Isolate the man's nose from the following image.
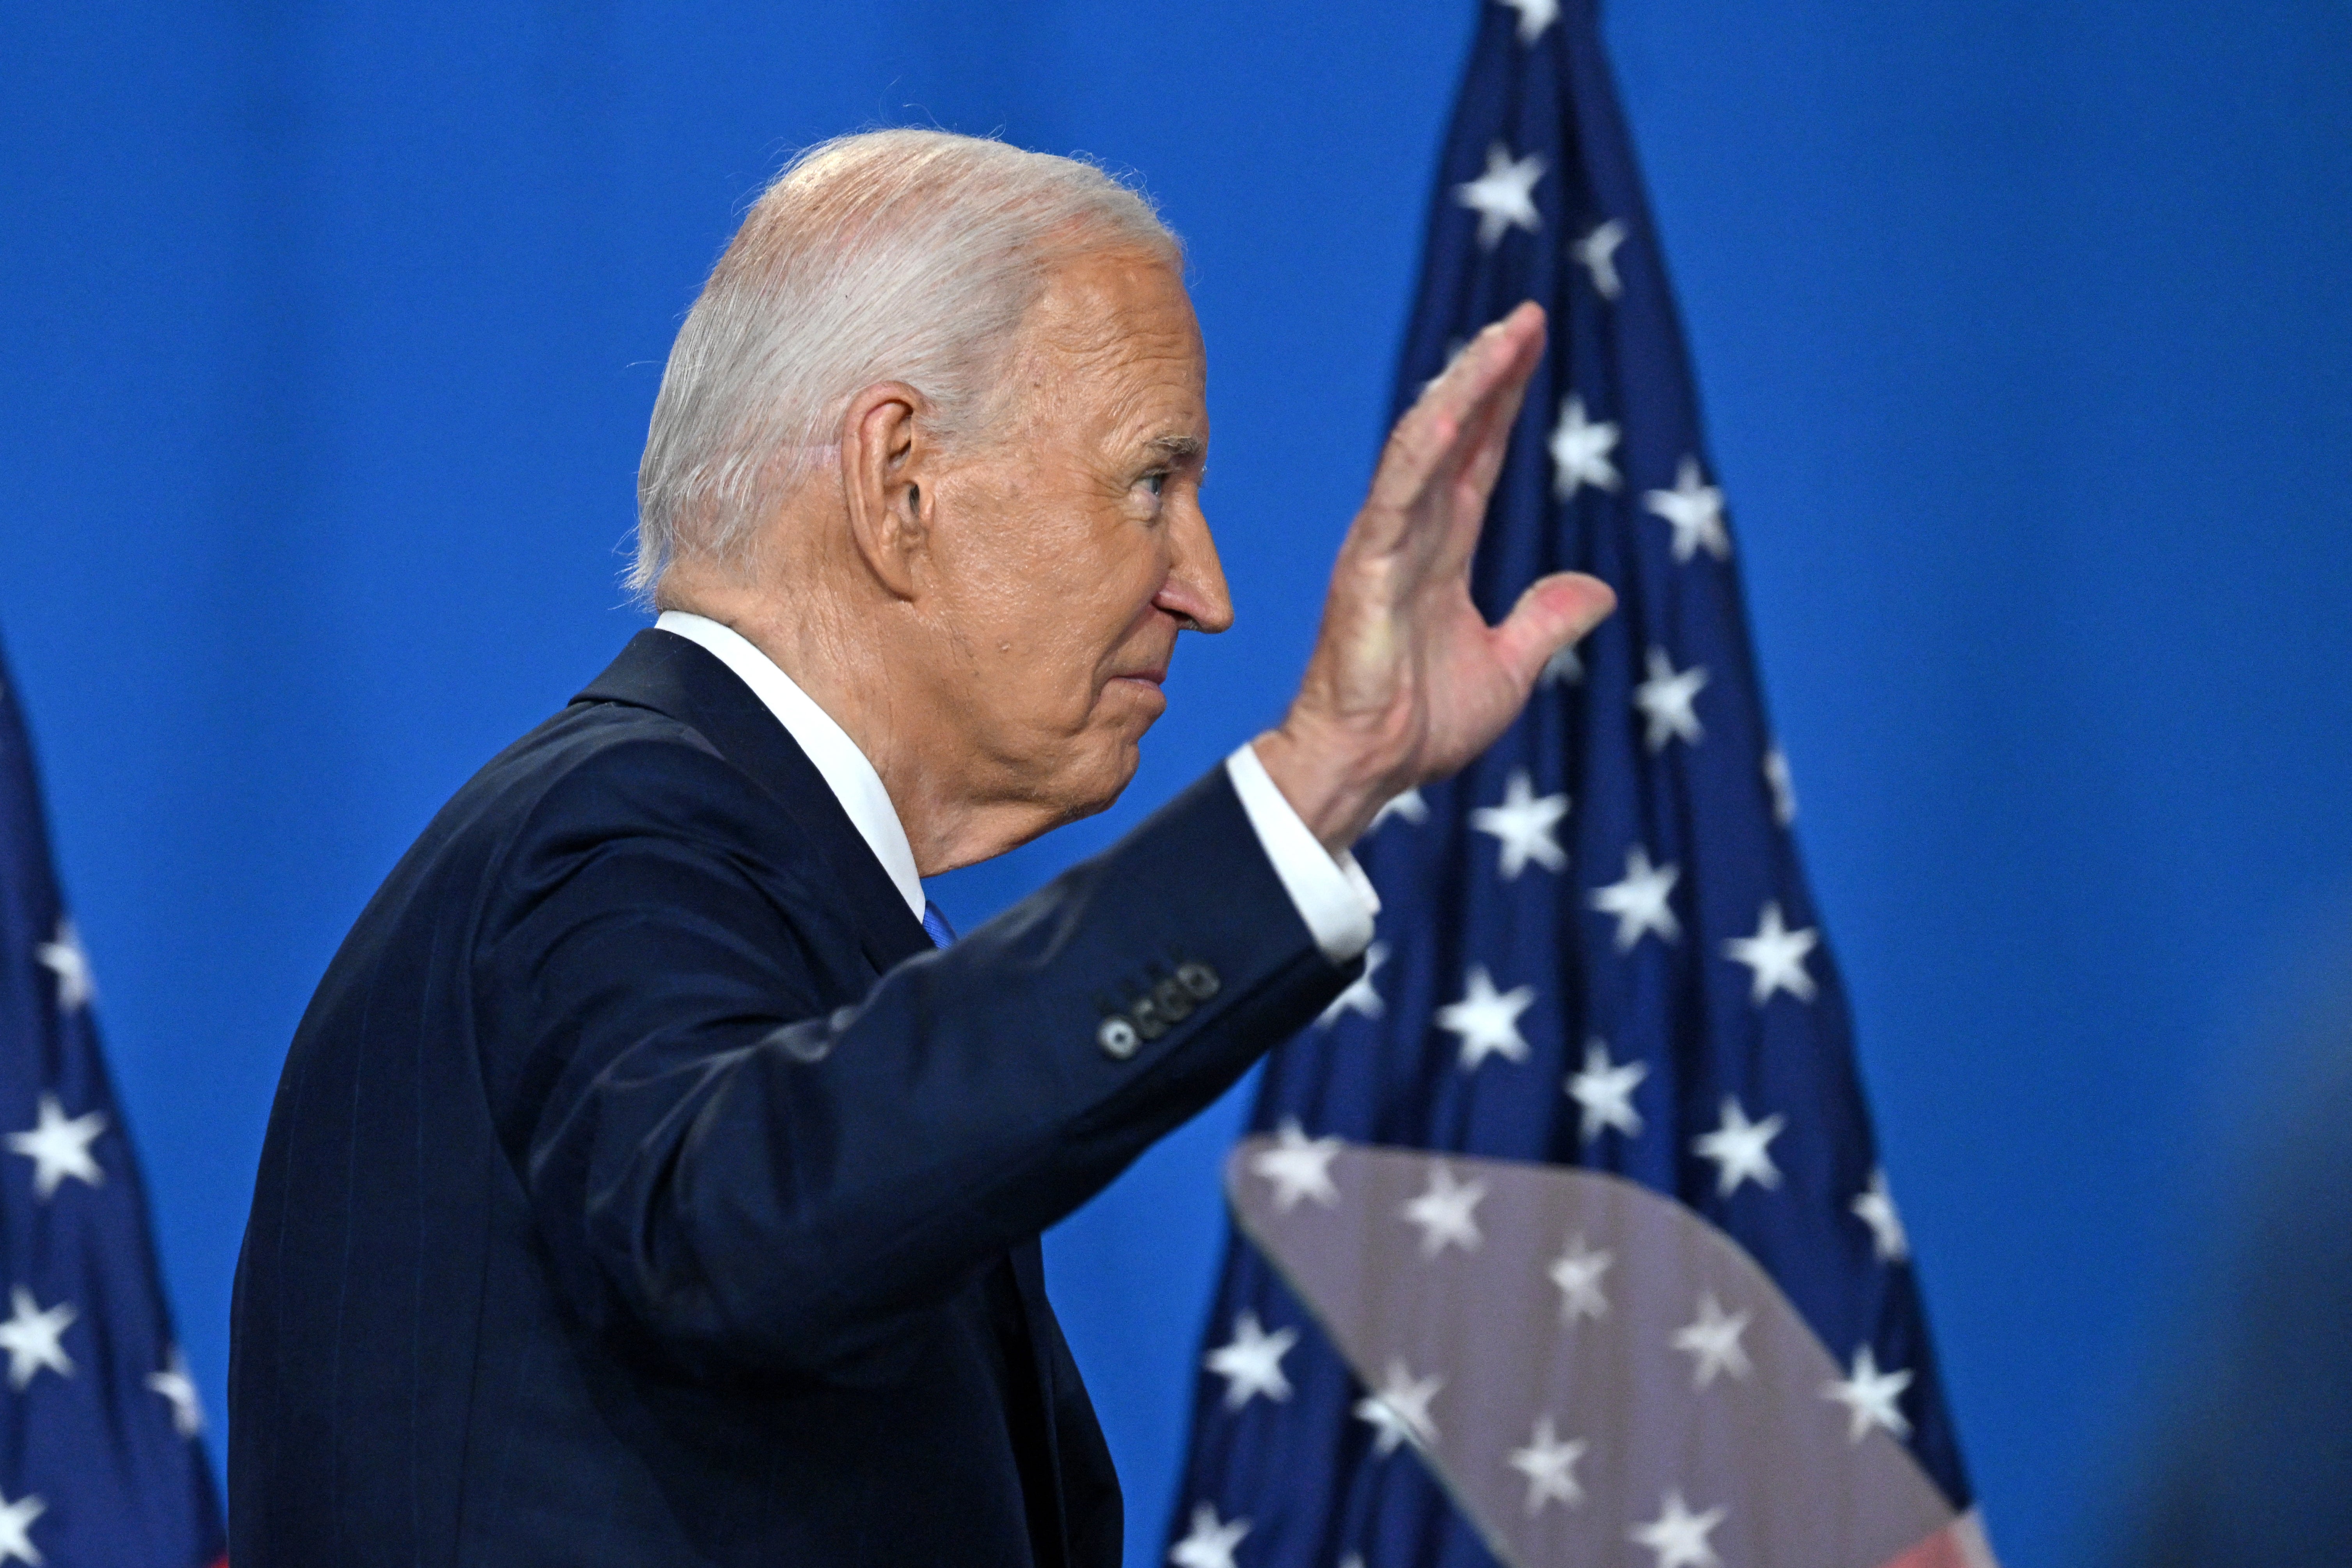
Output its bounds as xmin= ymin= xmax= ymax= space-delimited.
xmin=1157 ymin=505 xmax=1234 ymax=634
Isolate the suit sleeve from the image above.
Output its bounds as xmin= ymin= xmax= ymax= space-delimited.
xmin=480 ymin=736 xmax=1357 ymax=1382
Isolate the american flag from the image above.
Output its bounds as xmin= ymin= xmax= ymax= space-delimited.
xmin=0 ymin=640 xmax=225 ymax=1566
xmin=1166 ymin=2 xmax=1985 ymax=1565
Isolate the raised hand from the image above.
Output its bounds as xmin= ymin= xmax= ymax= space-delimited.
xmin=1254 ymin=302 xmax=1616 ymax=852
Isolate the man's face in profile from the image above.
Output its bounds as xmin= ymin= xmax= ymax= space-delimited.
xmin=919 ymin=249 xmax=1232 ymax=828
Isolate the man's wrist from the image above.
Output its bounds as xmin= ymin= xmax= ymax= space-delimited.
xmin=1223 ymin=745 xmax=1379 ymax=963
xmin=1249 ymin=727 xmax=1390 ymax=855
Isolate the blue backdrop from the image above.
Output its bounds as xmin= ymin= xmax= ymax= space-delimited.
xmin=4 ymin=4 xmax=2348 ymax=1565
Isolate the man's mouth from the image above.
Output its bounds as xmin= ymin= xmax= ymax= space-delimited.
xmin=1109 ymin=652 xmax=1172 ymax=688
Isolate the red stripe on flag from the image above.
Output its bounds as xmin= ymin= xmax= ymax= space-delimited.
xmin=1876 ymin=1510 xmax=1999 ymax=1568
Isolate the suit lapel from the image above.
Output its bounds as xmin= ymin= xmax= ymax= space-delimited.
xmin=575 ymin=630 xmax=933 ymax=973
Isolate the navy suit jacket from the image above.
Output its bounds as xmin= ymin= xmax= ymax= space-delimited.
xmin=229 ymin=629 xmax=1355 ymax=1566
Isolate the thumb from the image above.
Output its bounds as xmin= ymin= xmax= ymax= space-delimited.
xmin=1493 ymin=572 xmax=1617 ymax=689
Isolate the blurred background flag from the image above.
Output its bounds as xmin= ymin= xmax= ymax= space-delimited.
xmin=1167 ymin=2 xmax=1989 ymax=1566
xmin=0 ymin=641 xmax=225 ymax=1567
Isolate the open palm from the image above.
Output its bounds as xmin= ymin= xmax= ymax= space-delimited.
xmin=1257 ymin=303 xmax=1616 ymax=849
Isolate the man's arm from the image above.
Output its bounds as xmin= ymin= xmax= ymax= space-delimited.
xmin=488 ymin=739 xmax=1350 ymax=1383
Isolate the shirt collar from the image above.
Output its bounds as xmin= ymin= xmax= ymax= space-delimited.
xmin=652 ymin=610 xmax=926 ymax=923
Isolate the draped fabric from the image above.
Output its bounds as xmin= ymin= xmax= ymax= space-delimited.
xmin=1166 ymin=4 xmax=1972 ymax=1563
xmin=0 ymin=639 xmax=225 ymax=1566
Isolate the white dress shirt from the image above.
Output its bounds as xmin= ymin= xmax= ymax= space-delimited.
xmin=653 ymin=611 xmax=1377 ymax=962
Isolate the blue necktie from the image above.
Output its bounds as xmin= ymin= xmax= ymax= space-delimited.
xmin=921 ymin=899 xmax=957 ymax=949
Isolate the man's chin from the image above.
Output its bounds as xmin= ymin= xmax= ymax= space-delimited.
xmin=957 ymin=734 xmax=1143 ymax=865
xmin=1043 ymin=734 xmax=1148 ymax=829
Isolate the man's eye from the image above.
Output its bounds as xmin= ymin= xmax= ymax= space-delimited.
xmin=1140 ymin=470 xmax=1168 ymax=499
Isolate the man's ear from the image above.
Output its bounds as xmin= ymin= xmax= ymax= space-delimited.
xmin=840 ymin=382 xmax=931 ymax=601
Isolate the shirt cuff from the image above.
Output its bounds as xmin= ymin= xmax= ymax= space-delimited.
xmin=1223 ymin=742 xmax=1380 ymax=965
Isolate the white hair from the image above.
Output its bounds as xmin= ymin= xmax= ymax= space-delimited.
xmin=632 ymin=128 xmax=1182 ymax=599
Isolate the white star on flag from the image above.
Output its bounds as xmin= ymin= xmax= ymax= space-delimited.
xmin=1204 ymin=1309 xmax=1297 ymax=1410
xmin=1643 ymin=455 xmax=1731 ymax=562
xmin=0 ymin=1287 xmax=76 ymax=1390
xmin=1589 ymin=845 xmax=1681 ymax=950
xmin=0 ymin=1490 xmax=43 ymax=1568
xmin=1508 ymin=1414 xmax=1588 ymax=1513
xmin=1633 ymin=647 xmax=1708 ymax=752
xmin=1317 ymin=940 xmax=1387 ymax=1028
xmin=1548 ymin=393 xmax=1621 ymax=498
xmin=1628 ymin=1490 xmax=1726 ymax=1568
xmin=1249 ymin=1118 xmax=1342 ymax=1212
xmin=1671 ymin=1291 xmax=1753 ymax=1390
xmin=35 ymin=917 xmax=94 ymax=1012
xmin=1723 ymin=900 xmax=1819 ymax=1005
xmin=1823 ymin=1344 xmax=1916 ymax=1442
xmin=1470 ymin=768 xmax=1569 ymax=878
xmin=1693 ymin=1095 xmax=1787 ymax=1196
xmin=1763 ymin=746 xmax=1797 ymax=826
xmin=1369 ymin=787 xmax=1428 ymax=832
xmin=1851 ymin=1167 xmax=1910 ymax=1261
xmin=1573 ymin=217 xmax=1629 ymax=300
xmin=6 ymin=1093 xmax=106 ymax=1201
xmin=1565 ymin=1037 xmax=1647 ymax=1142
xmin=1398 ymin=1163 xmax=1486 ymax=1257
xmin=1169 ymin=1502 xmax=1248 ymax=1568
xmin=1353 ymin=1359 xmax=1441 ymax=1455
xmin=147 ymin=1345 xmax=205 ymax=1437
xmin=1547 ymin=1232 xmax=1613 ymax=1322
xmin=1437 ymin=964 xmax=1537 ymax=1070
xmin=1539 ymin=640 xmax=1583 ymax=687
xmin=1455 ymin=142 xmax=1545 ymax=249
xmin=1499 ymin=0 xmax=1559 ymax=44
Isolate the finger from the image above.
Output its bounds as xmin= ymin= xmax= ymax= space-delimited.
xmin=1441 ymin=324 xmax=1539 ymax=488
xmin=1427 ymin=305 xmax=1544 ymax=503
xmin=1490 ymin=572 xmax=1617 ymax=689
xmin=1419 ymin=303 xmax=1544 ymax=445
xmin=1420 ymin=315 xmax=1544 ymax=578
xmin=1354 ymin=313 xmax=1544 ymax=579
xmin=1362 ymin=304 xmax=1546 ymax=531
xmin=1445 ymin=330 xmax=1541 ymax=531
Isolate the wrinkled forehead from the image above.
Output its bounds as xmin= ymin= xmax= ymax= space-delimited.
xmin=1006 ymin=248 xmax=1207 ymax=450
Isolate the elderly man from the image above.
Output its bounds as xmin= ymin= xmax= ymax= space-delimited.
xmin=229 ymin=129 xmax=1611 ymax=1567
